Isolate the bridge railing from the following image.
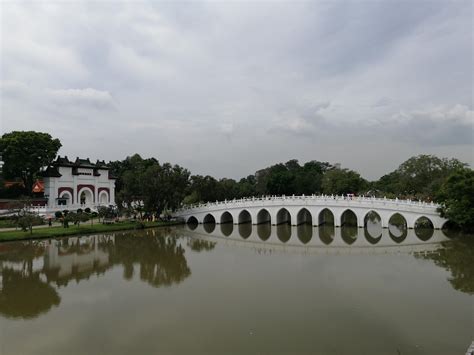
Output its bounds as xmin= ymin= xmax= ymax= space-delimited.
xmin=175 ymin=195 xmax=439 ymax=213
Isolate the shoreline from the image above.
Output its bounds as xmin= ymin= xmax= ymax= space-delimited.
xmin=0 ymin=220 xmax=184 ymax=243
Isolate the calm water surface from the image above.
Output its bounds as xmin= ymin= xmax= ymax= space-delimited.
xmin=0 ymin=222 xmax=472 ymax=355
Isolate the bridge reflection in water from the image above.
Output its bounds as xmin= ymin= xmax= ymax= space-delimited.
xmin=184 ymin=219 xmax=449 ymax=253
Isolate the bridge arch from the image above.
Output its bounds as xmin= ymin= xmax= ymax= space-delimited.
xmin=297 ymin=208 xmax=313 ymax=226
xmin=220 ymin=211 xmax=233 ymax=224
xmin=186 ymin=216 xmax=198 ymax=230
xmin=364 ymin=210 xmax=382 ymax=240
xmin=388 ymin=212 xmax=408 ymax=243
xmin=276 ymin=208 xmax=291 ymax=225
xmin=257 ymin=209 xmax=271 ymax=224
xmin=238 ymin=210 xmax=252 ymax=224
xmin=318 ymin=208 xmax=334 ymax=226
xmin=340 ymin=209 xmax=358 ymax=227
xmin=364 ymin=210 xmax=381 ymax=226
xmin=414 ymin=216 xmax=434 ymax=241
xmin=203 ymin=214 xmax=216 ymax=224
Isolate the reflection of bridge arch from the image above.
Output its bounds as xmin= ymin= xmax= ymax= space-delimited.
xmin=182 ymin=223 xmax=449 ymax=254
xmin=220 ymin=223 xmax=233 ymax=236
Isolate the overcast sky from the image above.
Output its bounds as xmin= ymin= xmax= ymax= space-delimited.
xmin=1 ymin=1 xmax=473 ymax=180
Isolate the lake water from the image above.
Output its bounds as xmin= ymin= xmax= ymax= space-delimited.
xmin=0 ymin=223 xmax=472 ymax=355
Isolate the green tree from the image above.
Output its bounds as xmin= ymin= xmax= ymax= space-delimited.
xmin=322 ymin=168 xmax=367 ymax=195
xmin=97 ymin=206 xmax=108 ymax=223
xmin=0 ymin=131 xmax=61 ymax=195
xmin=141 ymin=163 xmax=190 ymax=215
xmin=17 ymin=213 xmax=43 ymax=234
xmin=436 ymin=168 xmax=474 ymax=231
xmin=375 ymin=155 xmax=467 ymax=199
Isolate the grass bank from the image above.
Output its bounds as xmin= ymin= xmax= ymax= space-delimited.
xmin=0 ymin=220 xmax=183 ymax=242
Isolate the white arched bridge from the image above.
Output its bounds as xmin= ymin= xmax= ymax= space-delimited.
xmin=173 ymin=195 xmax=447 ymax=230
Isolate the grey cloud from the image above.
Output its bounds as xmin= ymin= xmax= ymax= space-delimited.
xmin=271 ymin=104 xmax=473 ymax=147
xmin=48 ymin=88 xmax=115 ymax=110
xmin=1 ymin=1 xmax=472 ymax=180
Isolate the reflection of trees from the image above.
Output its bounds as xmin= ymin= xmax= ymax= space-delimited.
xmin=187 ymin=238 xmax=216 ymax=252
xmin=0 ymin=241 xmax=46 ymax=264
xmin=341 ymin=226 xmax=357 ymax=245
xmin=415 ymin=237 xmax=474 ymax=294
xmin=0 ymin=229 xmax=197 ymax=319
xmin=0 ymin=268 xmax=60 ymax=319
xmin=109 ymin=233 xmax=191 ymax=287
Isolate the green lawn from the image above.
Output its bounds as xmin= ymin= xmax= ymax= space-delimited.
xmin=0 ymin=219 xmax=22 ymax=228
xmin=0 ymin=221 xmax=182 ymax=242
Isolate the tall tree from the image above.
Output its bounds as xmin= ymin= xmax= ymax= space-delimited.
xmin=436 ymin=168 xmax=474 ymax=231
xmin=376 ymin=155 xmax=467 ymax=199
xmin=0 ymin=131 xmax=61 ymax=195
xmin=322 ymin=168 xmax=367 ymax=195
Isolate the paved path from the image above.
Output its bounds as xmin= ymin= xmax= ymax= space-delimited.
xmin=0 ymin=222 xmax=62 ymax=232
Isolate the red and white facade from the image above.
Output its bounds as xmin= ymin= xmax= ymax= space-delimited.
xmin=41 ymin=156 xmax=116 ymax=212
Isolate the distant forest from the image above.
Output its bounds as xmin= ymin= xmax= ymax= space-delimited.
xmin=1 ymin=131 xmax=472 ymax=231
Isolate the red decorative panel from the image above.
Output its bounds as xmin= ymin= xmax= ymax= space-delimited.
xmin=58 ymin=187 xmax=74 ymax=203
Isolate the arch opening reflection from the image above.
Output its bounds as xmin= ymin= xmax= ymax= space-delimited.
xmin=414 ymin=216 xmax=434 ymax=241
xmin=389 ymin=213 xmax=408 ymax=243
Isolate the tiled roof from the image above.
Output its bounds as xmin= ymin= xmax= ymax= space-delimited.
xmin=52 ymin=156 xmax=110 ymax=170
xmin=39 ymin=166 xmax=62 ymax=178
xmin=32 ymin=180 xmax=44 ymax=193
xmin=74 ymin=157 xmax=96 ymax=168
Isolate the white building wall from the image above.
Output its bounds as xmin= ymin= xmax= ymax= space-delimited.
xmin=43 ymin=165 xmax=116 ymax=213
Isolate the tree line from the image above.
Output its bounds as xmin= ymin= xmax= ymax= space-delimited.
xmin=0 ymin=131 xmax=473 ymax=231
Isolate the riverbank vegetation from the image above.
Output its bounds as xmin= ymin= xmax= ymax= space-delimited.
xmin=0 ymin=221 xmax=180 ymax=242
